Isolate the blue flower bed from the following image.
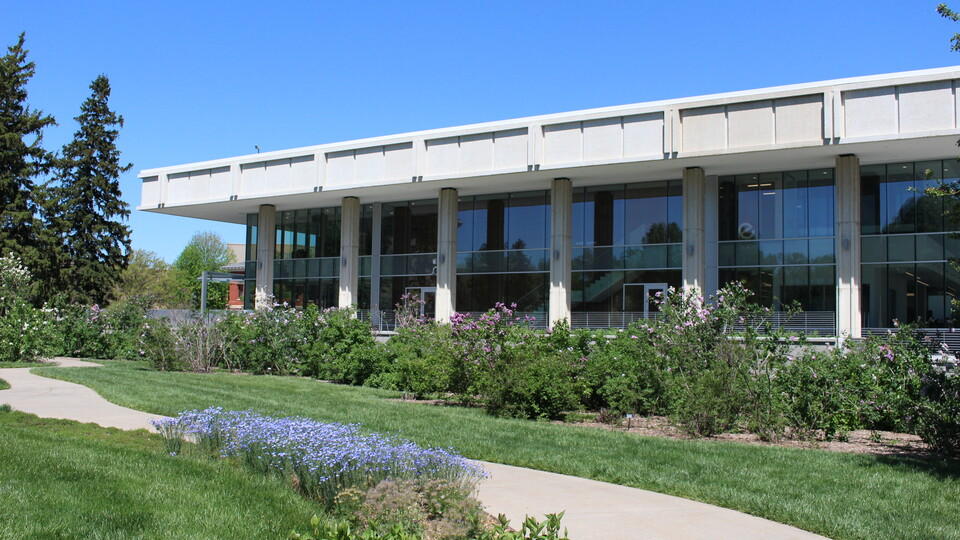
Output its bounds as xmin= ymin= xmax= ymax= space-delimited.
xmin=152 ymin=407 xmax=486 ymax=503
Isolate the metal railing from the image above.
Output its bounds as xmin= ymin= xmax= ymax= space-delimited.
xmin=863 ymin=327 xmax=960 ymax=359
xmin=570 ymin=312 xmax=656 ymax=329
xmin=569 ymin=310 xmax=836 ymax=333
xmin=731 ymin=311 xmax=836 ymax=335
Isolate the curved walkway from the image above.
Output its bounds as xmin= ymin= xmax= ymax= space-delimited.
xmin=0 ymin=359 xmax=827 ymax=540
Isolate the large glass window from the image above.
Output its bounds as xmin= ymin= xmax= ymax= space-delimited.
xmin=572 ymin=181 xmax=683 ymax=313
xmin=380 ymin=200 xmax=438 ymax=310
xmin=861 ymin=159 xmax=960 ymax=327
xmin=243 ymin=207 xmax=341 ymax=309
xmin=718 ymin=168 xmax=835 ymax=311
xmin=457 ymin=191 xmax=549 ymax=313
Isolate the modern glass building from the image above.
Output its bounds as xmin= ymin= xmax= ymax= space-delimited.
xmin=140 ymin=67 xmax=960 ymax=337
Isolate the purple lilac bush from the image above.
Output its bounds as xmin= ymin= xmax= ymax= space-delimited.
xmin=151 ymin=408 xmax=486 ymax=504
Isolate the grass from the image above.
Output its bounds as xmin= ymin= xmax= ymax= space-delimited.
xmin=0 ymin=408 xmax=327 ymax=539
xmin=0 ymin=378 xmax=8 ymax=390
xmin=0 ymin=360 xmax=48 ymax=368
xmin=36 ymin=360 xmax=960 ymax=540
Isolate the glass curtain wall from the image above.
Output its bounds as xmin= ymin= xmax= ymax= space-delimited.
xmin=243 ymin=208 xmax=341 ymax=309
xmin=717 ymin=169 xmax=835 ymax=311
xmin=861 ymin=160 xmax=960 ymax=328
xmin=572 ymin=181 xmax=683 ymax=314
xmin=380 ymin=200 xmax=438 ymax=313
xmin=243 ymin=213 xmax=258 ymax=308
xmin=357 ymin=203 xmax=373 ymax=311
xmin=456 ymin=191 xmax=550 ymax=314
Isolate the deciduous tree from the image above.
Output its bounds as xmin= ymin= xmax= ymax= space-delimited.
xmin=173 ymin=232 xmax=235 ymax=309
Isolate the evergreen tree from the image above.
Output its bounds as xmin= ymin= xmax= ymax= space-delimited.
xmin=0 ymin=33 xmax=56 ymax=301
xmin=54 ymin=74 xmax=132 ymax=305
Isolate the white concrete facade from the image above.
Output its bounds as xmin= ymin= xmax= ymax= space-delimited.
xmin=140 ymin=67 xmax=960 ymax=332
xmin=338 ymin=197 xmax=360 ymax=310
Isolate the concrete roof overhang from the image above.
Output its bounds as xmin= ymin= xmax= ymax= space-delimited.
xmin=143 ymin=133 xmax=960 ymax=226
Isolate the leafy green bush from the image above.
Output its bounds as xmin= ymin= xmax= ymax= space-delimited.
xmin=219 ymin=306 xmax=306 ymax=373
xmin=300 ymin=306 xmax=385 ymax=384
xmin=449 ymin=304 xmax=580 ymax=420
xmin=0 ymin=255 xmax=56 ymax=363
xmin=580 ymin=329 xmax=668 ymax=415
xmin=46 ymin=300 xmax=149 ymax=360
xmin=915 ymin=369 xmax=960 ymax=457
xmin=377 ymin=321 xmax=460 ymax=398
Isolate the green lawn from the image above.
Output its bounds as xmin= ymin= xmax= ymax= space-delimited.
xmin=0 ymin=378 xmax=8 ymax=390
xmin=35 ymin=360 xmax=960 ymax=540
xmin=0 ymin=409 xmax=324 ymax=539
xmin=0 ymin=361 xmax=48 ymax=368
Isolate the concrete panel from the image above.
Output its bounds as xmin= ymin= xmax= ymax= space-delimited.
xmin=383 ymin=143 xmax=414 ymax=180
xmin=264 ymin=158 xmax=292 ymax=191
xmin=542 ymin=122 xmax=582 ymax=164
xmin=355 ymin=146 xmax=384 ymax=183
xmin=680 ymin=106 xmax=725 ymax=153
xmin=843 ymin=87 xmax=897 ymax=138
xmin=728 ymin=100 xmax=774 ymax=148
xmin=582 ymin=117 xmax=622 ymax=161
xmin=622 ymin=113 xmax=664 ymax=158
xmin=325 ymin=150 xmax=355 ymax=188
xmin=188 ymin=170 xmax=210 ymax=201
xmin=774 ymin=95 xmax=823 ymax=144
xmin=426 ymin=137 xmax=459 ymax=176
xmin=289 ymin=155 xmax=314 ymax=190
xmin=141 ymin=176 xmax=160 ymax=207
xmin=460 ymin=132 xmax=494 ymax=173
xmin=167 ymin=171 xmax=191 ymax=204
xmin=240 ymin=162 xmax=266 ymax=195
xmin=493 ymin=129 xmax=527 ymax=169
xmin=898 ymin=81 xmax=955 ymax=133
xmin=208 ymin=166 xmax=232 ymax=198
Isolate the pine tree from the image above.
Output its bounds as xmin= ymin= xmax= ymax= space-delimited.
xmin=0 ymin=33 xmax=56 ymax=301
xmin=54 ymin=74 xmax=132 ymax=305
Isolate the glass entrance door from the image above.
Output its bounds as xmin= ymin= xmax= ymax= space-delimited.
xmin=623 ymin=283 xmax=668 ymax=318
xmin=405 ymin=287 xmax=437 ymax=319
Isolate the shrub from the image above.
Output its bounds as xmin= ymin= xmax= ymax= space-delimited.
xmin=382 ymin=323 xmax=456 ymax=398
xmin=0 ymin=256 xmax=55 ymax=363
xmin=140 ymin=317 xmax=180 ymax=371
xmin=301 ymin=306 xmax=384 ymax=385
xmin=580 ymin=329 xmax=667 ymax=415
xmin=915 ymin=368 xmax=960 ymax=457
xmin=450 ymin=304 xmax=580 ymax=420
xmin=219 ymin=306 xmax=306 ymax=374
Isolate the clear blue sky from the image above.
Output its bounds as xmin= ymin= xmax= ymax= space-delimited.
xmin=4 ymin=0 xmax=960 ymax=262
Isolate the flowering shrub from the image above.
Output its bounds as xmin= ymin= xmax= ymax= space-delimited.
xmin=219 ymin=304 xmax=306 ymax=373
xmin=152 ymin=408 xmax=485 ymax=506
xmin=218 ymin=305 xmax=382 ymax=379
xmin=449 ymin=304 xmax=581 ymax=420
xmin=48 ymin=299 xmax=150 ymax=360
xmin=0 ymin=255 xmax=55 ymax=363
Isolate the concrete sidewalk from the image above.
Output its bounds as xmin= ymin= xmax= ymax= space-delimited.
xmin=0 ymin=359 xmax=827 ymax=540
xmin=0 ymin=358 xmax=167 ymax=431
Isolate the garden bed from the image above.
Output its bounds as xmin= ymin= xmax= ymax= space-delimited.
xmin=393 ymin=395 xmax=933 ymax=458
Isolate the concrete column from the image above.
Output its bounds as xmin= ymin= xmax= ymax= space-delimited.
xmin=435 ymin=188 xmax=458 ymax=323
xmin=255 ymin=204 xmax=276 ymax=310
xmin=338 ymin=197 xmax=360 ymax=310
xmin=836 ymin=154 xmax=862 ymax=339
xmin=682 ymin=167 xmax=706 ymax=294
xmin=549 ymin=178 xmax=572 ymax=327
